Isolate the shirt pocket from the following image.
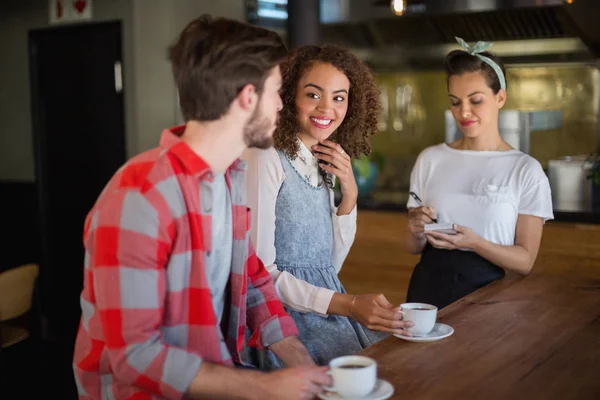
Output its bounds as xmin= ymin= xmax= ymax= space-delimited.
xmin=474 ymin=181 xmax=514 ymax=205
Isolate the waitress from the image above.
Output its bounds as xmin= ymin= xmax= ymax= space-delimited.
xmin=404 ymin=37 xmax=554 ymax=309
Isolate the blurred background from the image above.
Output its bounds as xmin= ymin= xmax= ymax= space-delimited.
xmin=1 ymin=1 xmax=599 ymax=398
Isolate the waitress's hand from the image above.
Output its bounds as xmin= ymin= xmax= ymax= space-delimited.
xmin=407 ymin=206 xmax=437 ymax=238
xmin=349 ymin=294 xmax=415 ymax=336
xmin=312 ymin=140 xmax=357 ymax=200
xmin=426 ymin=224 xmax=482 ymax=250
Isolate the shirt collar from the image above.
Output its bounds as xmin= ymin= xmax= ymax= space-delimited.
xmin=297 ymin=137 xmax=317 ymax=164
xmin=160 ymin=125 xmax=246 ymax=180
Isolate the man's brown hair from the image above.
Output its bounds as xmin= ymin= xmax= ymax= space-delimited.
xmin=169 ymin=15 xmax=287 ymax=122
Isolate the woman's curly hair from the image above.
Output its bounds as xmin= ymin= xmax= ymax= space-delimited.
xmin=274 ymin=45 xmax=382 ymax=162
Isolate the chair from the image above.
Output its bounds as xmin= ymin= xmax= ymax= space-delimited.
xmin=0 ymin=264 xmax=39 ymax=348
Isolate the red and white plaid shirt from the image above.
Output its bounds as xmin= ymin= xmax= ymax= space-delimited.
xmin=73 ymin=126 xmax=299 ymax=399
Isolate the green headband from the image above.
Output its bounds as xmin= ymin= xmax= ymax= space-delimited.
xmin=455 ymin=37 xmax=506 ymax=91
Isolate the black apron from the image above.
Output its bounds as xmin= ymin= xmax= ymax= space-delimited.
xmin=406 ymin=243 xmax=505 ymax=309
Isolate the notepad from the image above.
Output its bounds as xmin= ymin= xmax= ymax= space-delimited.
xmin=424 ymin=223 xmax=457 ymax=235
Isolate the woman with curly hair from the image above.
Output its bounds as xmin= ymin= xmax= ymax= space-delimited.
xmin=242 ymin=45 xmax=413 ymax=369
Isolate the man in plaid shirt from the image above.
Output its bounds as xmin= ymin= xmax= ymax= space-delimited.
xmin=73 ymin=15 xmax=331 ymax=400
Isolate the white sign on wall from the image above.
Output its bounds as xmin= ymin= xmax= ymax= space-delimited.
xmin=49 ymin=0 xmax=93 ymax=24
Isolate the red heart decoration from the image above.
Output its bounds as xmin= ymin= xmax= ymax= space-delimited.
xmin=74 ymin=0 xmax=86 ymax=13
xmin=56 ymin=0 xmax=64 ymax=17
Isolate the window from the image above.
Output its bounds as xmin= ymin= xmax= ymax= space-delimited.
xmin=246 ymin=0 xmax=288 ymax=29
xmin=246 ymin=0 xmax=349 ymax=28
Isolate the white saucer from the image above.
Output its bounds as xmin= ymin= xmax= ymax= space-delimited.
xmin=394 ymin=322 xmax=454 ymax=342
xmin=318 ymin=379 xmax=394 ymax=400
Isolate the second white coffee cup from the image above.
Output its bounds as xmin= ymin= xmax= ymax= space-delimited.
xmin=400 ymin=302 xmax=437 ymax=336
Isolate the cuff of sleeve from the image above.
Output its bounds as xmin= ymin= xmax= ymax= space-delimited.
xmin=248 ymin=313 xmax=299 ymax=350
xmin=518 ymin=210 xmax=555 ymax=223
xmin=332 ymin=204 xmax=357 ymax=235
xmin=312 ymin=287 xmax=335 ymax=317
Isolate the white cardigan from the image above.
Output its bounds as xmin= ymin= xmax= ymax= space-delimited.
xmin=242 ymin=142 xmax=357 ymax=317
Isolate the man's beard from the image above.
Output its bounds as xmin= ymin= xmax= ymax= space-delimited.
xmin=243 ymin=106 xmax=275 ymax=149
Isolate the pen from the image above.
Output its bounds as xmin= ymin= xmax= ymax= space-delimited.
xmin=409 ymin=191 xmax=438 ymax=223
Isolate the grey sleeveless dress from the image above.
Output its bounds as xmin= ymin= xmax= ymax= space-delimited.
xmin=243 ymin=151 xmax=388 ymax=369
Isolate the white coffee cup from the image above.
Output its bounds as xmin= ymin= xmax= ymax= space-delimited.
xmin=326 ymin=355 xmax=377 ymax=398
xmin=400 ymin=302 xmax=437 ymax=336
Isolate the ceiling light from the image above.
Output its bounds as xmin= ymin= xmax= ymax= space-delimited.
xmin=391 ymin=0 xmax=406 ymax=15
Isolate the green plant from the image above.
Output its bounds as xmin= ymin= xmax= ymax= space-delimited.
xmin=351 ymin=152 xmax=386 ymax=178
xmin=586 ymin=152 xmax=600 ymax=186
xmin=352 ymin=154 xmax=372 ymax=178
xmin=370 ymin=151 xmax=386 ymax=171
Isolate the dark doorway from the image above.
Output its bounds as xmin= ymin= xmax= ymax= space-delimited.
xmin=28 ymin=20 xmax=126 ymax=397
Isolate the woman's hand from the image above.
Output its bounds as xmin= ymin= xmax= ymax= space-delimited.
xmin=312 ymin=140 xmax=357 ymax=201
xmin=349 ymin=294 xmax=414 ymax=336
xmin=407 ymin=206 xmax=437 ymax=238
xmin=425 ymin=224 xmax=483 ymax=251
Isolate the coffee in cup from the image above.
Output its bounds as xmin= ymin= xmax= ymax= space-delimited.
xmin=400 ymin=302 xmax=437 ymax=336
xmin=326 ymin=355 xmax=377 ymax=398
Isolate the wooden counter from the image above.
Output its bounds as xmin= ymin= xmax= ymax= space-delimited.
xmin=339 ymin=211 xmax=600 ymax=306
xmin=358 ymin=273 xmax=600 ymax=399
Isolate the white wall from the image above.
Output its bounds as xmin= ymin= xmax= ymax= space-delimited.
xmin=131 ymin=0 xmax=246 ymax=152
xmin=0 ymin=0 xmax=247 ymax=182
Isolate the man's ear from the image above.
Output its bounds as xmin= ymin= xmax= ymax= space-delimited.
xmin=237 ymin=83 xmax=258 ymax=112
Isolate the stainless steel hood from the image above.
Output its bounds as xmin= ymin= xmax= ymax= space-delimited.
xmin=320 ymin=0 xmax=600 ymax=67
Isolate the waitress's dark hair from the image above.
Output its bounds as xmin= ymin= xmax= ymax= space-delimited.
xmin=443 ymin=50 xmax=507 ymax=94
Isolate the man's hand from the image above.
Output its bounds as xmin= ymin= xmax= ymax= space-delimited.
xmin=187 ymin=362 xmax=329 ymax=400
xmin=269 ymin=336 xmax=316 ymax=367
xmin=255 ymin=366 xmax=332 ymax=400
